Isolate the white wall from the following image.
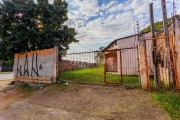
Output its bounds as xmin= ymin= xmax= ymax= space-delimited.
xmin=117 ymin=35 xmax=138 ymax=75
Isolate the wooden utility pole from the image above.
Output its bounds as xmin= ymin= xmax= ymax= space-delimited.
xmin=161 ymin=0 xmax=174 ymax=86
xmin=161 ymin=0 xmax=170 ymax=47
xmin=149 ymin=3 xmax=160 ymax=88
xmin=172 ymin=0 xmax=176 ymax=35
xmin=136 ymin=20 xmax=140 ymax=35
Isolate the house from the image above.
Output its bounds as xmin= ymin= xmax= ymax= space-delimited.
xmin=103 ymin=32 xmax=153 ymax=75
xmin=104 ymin=15 xmax=180 ymax=90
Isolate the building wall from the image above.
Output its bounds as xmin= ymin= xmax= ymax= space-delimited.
xmin=106 ymin=33 xmax=152 ymax=76
xmin=13 ymin=47 xmax=58 ymax=84
xmin=117 ymin=35 xmax=138 ymax=75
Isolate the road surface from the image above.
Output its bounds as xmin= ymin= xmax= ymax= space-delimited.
xmin=0 ymin=72 xmax=13 ymax=80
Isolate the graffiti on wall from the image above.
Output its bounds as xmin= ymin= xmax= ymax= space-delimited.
xmin=16 ymin=53 xmax=42 ymax=77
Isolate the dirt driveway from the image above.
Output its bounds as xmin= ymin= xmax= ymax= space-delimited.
xmin=0 ymin=83 xmax=169 ymax=120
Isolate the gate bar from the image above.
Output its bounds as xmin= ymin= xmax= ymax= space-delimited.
xmin=120 ymin=50 xmax=123 ymax=85
xmin=104 ymin=52 xmax=106 ymax=83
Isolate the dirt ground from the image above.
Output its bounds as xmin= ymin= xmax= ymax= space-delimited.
xmin=0 ymin=82 xmax=170 ymax=120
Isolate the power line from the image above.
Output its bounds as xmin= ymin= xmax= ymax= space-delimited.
xmin=76 ymin=43 xmax=92 ymax=51
xmin=154 ymin=8 xmax=162 ymax=20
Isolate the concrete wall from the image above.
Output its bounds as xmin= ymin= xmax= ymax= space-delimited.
xmin=13 ymin=47 xmax=58 ymax=84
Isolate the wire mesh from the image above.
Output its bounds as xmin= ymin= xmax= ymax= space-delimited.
xmin=104 ymin=45 xmax=139 ymax=86
xmin=59 ymin=51 xmax=104 ymax=83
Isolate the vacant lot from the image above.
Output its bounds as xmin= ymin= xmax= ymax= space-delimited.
xmin=0 ymin=83 xmax=169 ymax=120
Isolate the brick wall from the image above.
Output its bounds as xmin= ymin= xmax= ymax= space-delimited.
xmin=13 ymin=47 xmax=58 ymax=84
xmin=59 ymin=60 xmax=97 ymax=71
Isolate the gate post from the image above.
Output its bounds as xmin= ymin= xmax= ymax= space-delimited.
xmin=174 ymin=16 xmax=180 ymax=90
xmin=53 ymin=46 xmax=59 ymax=83
xmin=138 ymin=40 xmax=150 ymax=90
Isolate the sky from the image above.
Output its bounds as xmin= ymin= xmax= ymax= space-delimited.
xmin=61 ymin=0 xmax=180 ymax=53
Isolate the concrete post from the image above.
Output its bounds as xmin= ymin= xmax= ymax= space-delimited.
xmin=138 ymin=40 xmax=148 ymax=89
xmin=174 ymin=16 xmax=180 ymax=90
xmin=53 ymin=46 xmax=59 ymax=83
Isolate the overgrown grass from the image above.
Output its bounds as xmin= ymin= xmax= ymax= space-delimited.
xmin=59 ymin=65 xmax=139 ymax=85
xmin=18 ymin=83 xmax=33 ymax=92
xmin=149 ymin=92 xmax=180 ymax=120
xmin=59 ymin=65 xmax=104 ymax=83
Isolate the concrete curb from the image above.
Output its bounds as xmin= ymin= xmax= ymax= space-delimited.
xmin=0 ymin=78 xmax=13 ymax=81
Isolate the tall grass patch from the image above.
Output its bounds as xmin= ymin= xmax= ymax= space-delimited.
xmin=149 ymin=92 xmax=180 ymax=120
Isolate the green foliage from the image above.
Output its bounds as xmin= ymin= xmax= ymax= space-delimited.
xmin=141 ymin=18 xmax=172 ymax=33
xmin=0 ymin=0 xmax=78 ymax=61
xmin=149 ymin=92 xmax=180 ymax=120
xmin=95 ymin=47 xmax=104 ymax=63
xmin=2 ymin=60 xmax=13 ymax=65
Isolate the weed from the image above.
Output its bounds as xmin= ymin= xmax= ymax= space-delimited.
xmin=149 ymin=92 xmax=180 ymax=120
xmin=18 ymin=83 xmax=32 ymax=92
xmin=45 ymin=83 xmax=68 ymax=93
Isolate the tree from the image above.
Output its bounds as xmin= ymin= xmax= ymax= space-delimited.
xmin=0 ymin=0 xmax=78 ymax=61
xmin=140 ymin=17 xmax=173 ymax=33
xmin=95 ymin=47 xmax=104 ymax=64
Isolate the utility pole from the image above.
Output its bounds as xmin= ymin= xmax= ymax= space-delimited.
xmin=172 ymin=0 xmax=176 ymax=35
xmin=136 ymin=20 xmax=140 ymax=35
xmin=149 ymin=3 xmax=160 ymax=88
xmin=161 ymin=0 xmax=174 ymax=86
xmin=136 ymin=21 xmax=141 ymax=87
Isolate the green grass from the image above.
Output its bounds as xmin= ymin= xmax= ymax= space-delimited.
xmin=59 ymin=65 xmax=139 ymax=85
xmin=59 ymin=65 xmax=104 ymax=83
xmin=18 ymin=83 xmax=33 ymax=92
xmin=149 ymin=92 xmax=180 ymax=120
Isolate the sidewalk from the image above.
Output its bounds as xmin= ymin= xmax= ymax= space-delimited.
xmin=0 ymin=72 xmax=13 ymax=80
xmin=0 ymin=72 xmax=14 ymax=91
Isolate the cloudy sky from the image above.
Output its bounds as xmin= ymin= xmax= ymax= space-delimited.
xmin=2 ymin=0 xmax=179 ymax=52
xmin=62 ymin=0 xmax=180 ymax=53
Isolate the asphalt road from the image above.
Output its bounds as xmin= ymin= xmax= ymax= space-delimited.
xmin=0 ymin=72 xmax=13 ymax=80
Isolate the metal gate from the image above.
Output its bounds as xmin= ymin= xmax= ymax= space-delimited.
xmin=104 ymin=45 xmax=140 ymax=86
xmin=59 ymin=51 xmax=105 ymax=83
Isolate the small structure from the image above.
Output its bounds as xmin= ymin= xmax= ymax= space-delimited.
xmin=103 ymin=32 xmax=152 ymax=76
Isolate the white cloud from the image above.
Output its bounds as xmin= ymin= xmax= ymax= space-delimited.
xmin=108 ymin=3 xmax=124 ymax=13
xmin=130 ymin=0 xmax=144 ymax=10
xmin=100 ymin=1 xmax=118 ymax=11
xmin=64 ymin=0 xmax=180 ymax=52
